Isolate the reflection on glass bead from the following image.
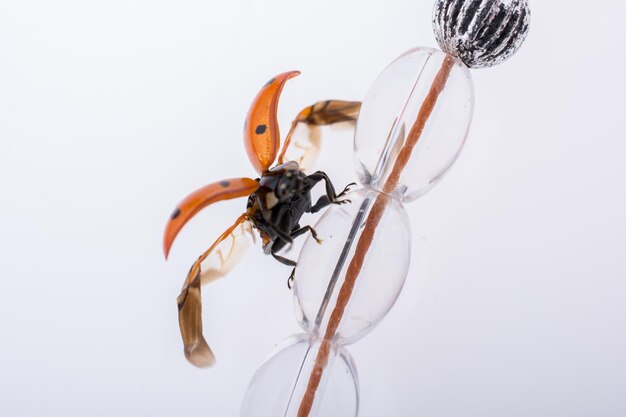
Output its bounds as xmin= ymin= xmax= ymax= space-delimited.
xmin=240 ymin=335 xmax=358 ymax=417
xmin=354 ymin=47 xmax=474 ymax=203
xmin=432 ymin=0 xmax=531 ymax=68
xmin=293 ymin=190 xmax=411 ymax=344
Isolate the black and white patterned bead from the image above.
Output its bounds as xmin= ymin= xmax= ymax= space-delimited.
xmin=432 ymin=0 xmax=530 ymax=68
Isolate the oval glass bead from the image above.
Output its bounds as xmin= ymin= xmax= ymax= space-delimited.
xmin=293 ymin=190 xmax=411 ymax=344
xmin=354 ymin=47 xmax=474 ymax=203
xmin=240 ymin=335 xmax=358 ymax=417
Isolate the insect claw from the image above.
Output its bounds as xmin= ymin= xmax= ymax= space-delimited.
xmin=287 ymin=268 xmax=296 ymax=289
xmin=336 ymin=182 xmax=357 ymax=199
xmin=333 ymin=198 xmax=351 ymax=206
xmin=308 ymin=227 xmax=323 ymax=244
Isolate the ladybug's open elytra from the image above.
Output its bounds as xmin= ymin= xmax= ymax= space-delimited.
xmin=163 ymin=71 xmax=361 ymax=367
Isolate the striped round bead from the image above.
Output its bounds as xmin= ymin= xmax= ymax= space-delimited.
xmin=432 ymin=0 xmax=530 ymax=68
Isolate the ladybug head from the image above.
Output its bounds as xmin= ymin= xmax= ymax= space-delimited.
xmin=275 ymin=170 xmax=306 ymax=202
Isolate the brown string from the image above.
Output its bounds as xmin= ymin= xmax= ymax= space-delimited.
xmin=297 ymin=55 xmax=456 ymax=417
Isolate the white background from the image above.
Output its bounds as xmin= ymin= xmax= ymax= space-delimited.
xmin=1 ymin=1 xmax=625 ymax=416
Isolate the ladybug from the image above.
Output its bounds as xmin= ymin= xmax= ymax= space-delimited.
xmin=163 ymin=71 xmax=361 ymax=367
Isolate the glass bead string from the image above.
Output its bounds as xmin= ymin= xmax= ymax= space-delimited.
xmin=296 ymin=55 xmax=455 ymax=417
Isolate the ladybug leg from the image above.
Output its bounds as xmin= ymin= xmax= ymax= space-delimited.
xmin=290 ymin=225 xmax=321 ymax=244
xmin=304 ymin=171 xmax=336 ymax=196
xmin=269 ymin=235 xmax=296 ymax=264
xmin=277 ymin=227 xmax=319 ymax=289
xmin=309 ymin=195 xmax=331 ymax=213
xmin=270 ymin=223 xmax=321 ymax=271
xmin=283 ymin=225 xmax=324 ymax=289
xmin=337 ymin=182 xmax=357 ymax=199
xmin=271 ymin=249 xmax=297 ymax=267
xmin=310 ymin=182 xmax=356 ymax=211
xmin=272 ymin=226 xmax=294 ymax=245
xmin=287 ymin=268 xmax=296 ymax=289
xmin=277 ymin=100 xmax=362 ymax=167
xmin=304 ymin=171 xmax=353 ymax=206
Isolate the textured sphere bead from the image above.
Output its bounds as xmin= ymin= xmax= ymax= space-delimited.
xmin=433 ymin=0 xmax=530 ymax=68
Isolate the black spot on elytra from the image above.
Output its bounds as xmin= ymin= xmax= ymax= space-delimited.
xmin=219 ymin=180 xmax=230 ymax=187
xmin=171 ymin=208 xmax=181 ymax=220
xmin=264 ymin=77 xmax=275 ymax=87
xmin=255 ymin=124 xmax=267 ymax=135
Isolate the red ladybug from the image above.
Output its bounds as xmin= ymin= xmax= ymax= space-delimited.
xmin=163 ymin=71 xmax=361 ymax=367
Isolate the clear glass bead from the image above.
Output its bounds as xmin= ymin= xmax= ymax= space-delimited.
xmin=354 ymin=47 xmax=474 ymax=203
xmin=293 ymin=190 xmax=411 ymax=344
xmin=240 ymin=335 xmax=358 ymax=417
